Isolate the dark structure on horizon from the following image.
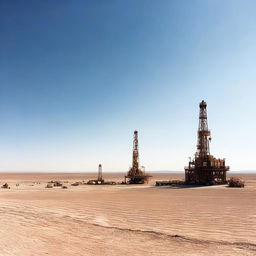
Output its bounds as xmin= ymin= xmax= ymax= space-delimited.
xmin=185 ymin=100 xmax=229 ymax=185
xmin=125 ymin=130 xmax=151 ymax=184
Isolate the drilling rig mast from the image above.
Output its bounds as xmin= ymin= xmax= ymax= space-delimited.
xmin=197 ymin=100 xmax=211 ymax=158
xmin=125 ymin=130 xmax=151 ymax=184
xmin=185 ymin=100 xmax=229 ymax=185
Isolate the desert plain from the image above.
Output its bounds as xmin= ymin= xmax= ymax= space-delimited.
xmin=0 ymin=172 xmax=255 ymax=256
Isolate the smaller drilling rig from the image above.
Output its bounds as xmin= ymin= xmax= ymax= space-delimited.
xmin=125 ymin=130 xmax=151 ymax=184
xmin=87 ymin=164 xmax=104 ymax=184
xmin=185 ymin=100 xmax=229 ymax=185
xmin=97 ymin=164 xmax=104 ymax=183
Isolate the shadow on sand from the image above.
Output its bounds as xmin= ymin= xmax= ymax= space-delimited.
xmin=155 ymin=184 xmax=210 ymax=189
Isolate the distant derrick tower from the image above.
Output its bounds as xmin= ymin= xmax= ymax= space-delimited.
xmin=125 ymin=130 xmax=151 ymax=184
xmin=132 ymin=130 xmax=139 ymax=172
xmin=185 ymin=101 xmax=229 ymax=185
xmin=87 ymin=164 xmax=104 ymax=185
xmin=98 ymin=164 xmax=103 ymax=182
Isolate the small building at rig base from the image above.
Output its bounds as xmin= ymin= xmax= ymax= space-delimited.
xmin=185 ymin=155 xmax=229 ymax=185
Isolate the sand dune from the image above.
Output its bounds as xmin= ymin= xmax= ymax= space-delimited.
xmin=0 ymin=173 xmax=255 ymax=255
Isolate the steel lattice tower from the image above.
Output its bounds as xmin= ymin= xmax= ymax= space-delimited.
xmin=132 ymin=130 xmax=139 ymax=173
xmin=197 ymin=100 xmax=211 ymax=157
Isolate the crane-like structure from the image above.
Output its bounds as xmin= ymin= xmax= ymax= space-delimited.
xmin=185 ymin=100 xmax=229 ymax=185
xmin=125 ymin=130 xmax=151 ymax=184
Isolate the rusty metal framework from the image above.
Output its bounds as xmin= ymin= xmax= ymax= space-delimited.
xmin=185 ymin=101 xmax=229 ymax=185
xmin=125 ymin=130 xmax=151 ymax=184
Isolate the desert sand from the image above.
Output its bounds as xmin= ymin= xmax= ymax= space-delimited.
xmin=0 ymin=172 xmax=255 ymax=256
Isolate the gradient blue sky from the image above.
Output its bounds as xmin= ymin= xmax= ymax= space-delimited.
xmin=0 ymin=0 xmax=255 ymax=172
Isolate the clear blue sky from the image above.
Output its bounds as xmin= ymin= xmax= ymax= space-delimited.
xmin=0 ymin=0 xmax=255 ymax=172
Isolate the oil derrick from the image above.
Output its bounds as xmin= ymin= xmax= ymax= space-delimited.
xmin=185 ymin=100 xmax=229 ymax=185
xmin=125 ymin=130 xmax=151 ymax=184
xmin=98 ymin=164 xmax=103 ymax=183
xmin=87 ymin=164 xmax=104 ymax=184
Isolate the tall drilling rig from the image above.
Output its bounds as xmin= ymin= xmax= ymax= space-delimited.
xmin=185 ymin=100 xmax=229 ymax=185
xmin=125 ymin=130 xmax=151 ymax=184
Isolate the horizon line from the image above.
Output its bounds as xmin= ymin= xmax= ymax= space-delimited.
xmin=0 ymin=170 xmax=255 ymax=174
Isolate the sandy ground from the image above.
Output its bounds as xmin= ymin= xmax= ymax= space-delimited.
xmin=0 ymin=172 xmax=255 ymax=256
